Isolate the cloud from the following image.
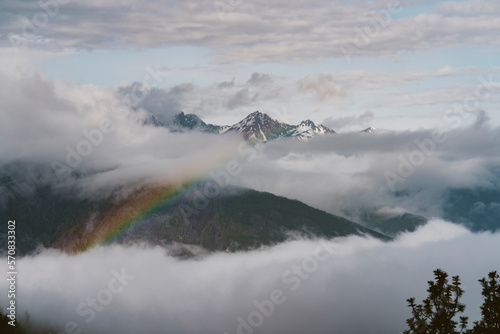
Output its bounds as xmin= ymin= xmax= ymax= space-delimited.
xmin=1 ymin=220 xmax=498 ymax=334
xmin=218 ymin=78 xmax=235 ymax=89
xmin=298 ymin=74 xmax=343 ymax=102
xmin=132 ymin=83 xmax=195 ymax=123
xmin=0 ymin=44 xmax=498 ymax=334
xmin=328 ymin=67 xmax=478 ymax=91
xmin=322 ymin=111 xmax=375 ymax=130
xmin=110 ymin=72 xmax=292 ymax=122
xmin=246 ymin=72 xmax=272 ymax=86
xmin=124 ymin=66 xmax=499 ymax=127
xmin=0 ymin=66 xmax=499 ymax=231
xmin=435 ymin=0 xmax=500 ymax=17
xmin=0 ymin=68 xmax=246 ymax=203
xmin=2 ymin=0 xmax=500 ymax=62
xmin=472 ymin=109 xmax=491 ymax=129
xmin=226 ymin=88 xmax=254 ymax=110
xmin=227 ymin=117 xmax=500 ymax=220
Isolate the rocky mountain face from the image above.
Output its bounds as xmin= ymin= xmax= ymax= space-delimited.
xmin=171 ymin=112 xmax=222 ymax=133
xmin=55 ymin=184 xmax=390 ymax=254
xmin=358 ymin=211 xmax=428 ymax=237
xmin=0 ymin=179 xmax=390 ymax=256
xmin=220 ymin=111 xmax=295 ymax=141
xmin=361 ymin=127 xmax=377 ymax=133
xmin=152 ymin=111 xmax=336 ymax=141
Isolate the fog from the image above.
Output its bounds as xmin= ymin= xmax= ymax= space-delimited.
xmin=1 ymin=220 xmax=498 ymax=334
xmin=0 ymin=68 xmax=498 ymax=334
xmin=230 ymin=121 xmax=500 ymax=219
xmin=1 ymin=69 xmax=499 ymax=222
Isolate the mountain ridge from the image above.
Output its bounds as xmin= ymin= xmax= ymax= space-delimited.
xmin=54 ymin=183 xmax=391 ymax=254
xmin=0 ymin=179 xmax=391 ymax=255
xmin=153 ymin=110 xmax=337 ymax=142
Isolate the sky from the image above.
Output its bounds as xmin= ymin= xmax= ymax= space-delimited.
xmin=0 ymin=0 xmax=499 ymax=130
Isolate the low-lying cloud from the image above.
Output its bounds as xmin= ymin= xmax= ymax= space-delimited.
xmin=0 ymin=64 xmax=498 ymax=334
xmin=228 ymin=119 xmax=500 ymax=220
xmin=1 ymin=67 xmax=499 ymax=223
xmin=1 ymin=220 xmax=498 ymax=334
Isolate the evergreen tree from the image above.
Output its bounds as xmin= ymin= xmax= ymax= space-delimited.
xmin=0 ymin=310 xmax=25 ymax=333
xmin=472 ymin=271 xmax=500 ymax=333
xmin=404 ymin=269 xmax=469 ymax=334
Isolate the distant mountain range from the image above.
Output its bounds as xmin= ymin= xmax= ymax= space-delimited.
xmin=147 ymin=111 xmax=337 ymax=141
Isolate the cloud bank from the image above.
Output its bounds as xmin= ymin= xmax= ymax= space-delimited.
xmin=2 ymin=0 xmax=500 ymax=62
xmin=0 ymin=66 xmax=499 ymax=224
xmin=1 ymin=220 xmax=498 ymax=334
xmin=229 ymin=120 xmax=500 ymax=220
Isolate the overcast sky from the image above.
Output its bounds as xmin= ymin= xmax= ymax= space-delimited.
xmin=1 ymin=0 xmax=499 ymax=130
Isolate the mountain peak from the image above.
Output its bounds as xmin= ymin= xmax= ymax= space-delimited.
xmin=299 ymin=119 xmax=316 ymax=127
xmin=245 ymin=111 xmax=272 ymax=122
xmin=160 ymin=111 xmax=335 ymax=142
xmin=248 ymin=110 xmax=263 ymax=117
xmin=170 ymin=112 xmax=221 ymax=133
xmin=226 ymin=111 xmax=287 ymax=141
xmin=361 ymin=127 xmax=376 ymax=133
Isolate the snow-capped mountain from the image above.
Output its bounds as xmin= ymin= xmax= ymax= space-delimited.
xmin=153 ymin=110 xmax=336 ymax=142
xmin=142 ymin=114 xmax=164 ymax=127
xmin=361 ymin=127 xmax=377 ymax=133
xmin=171 ymin=112 xmax=221 ymax=133
xmin=220 ymin=111 xmax=295 ymax=141
xmin=285 ymin=119 xmax=336 ymax=140
xmin=220 ymin=111 xmax=336 ymax=141
xmin=147 ymin=112 xmax=222 ymax=133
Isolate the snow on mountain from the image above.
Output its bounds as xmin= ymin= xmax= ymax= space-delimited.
xmin=221 ymin=111 xmax=295 ymax=141
xmin=285 ymin=119 xmax=336 ymax=140
xmin=157 ymin=112 xmax=222 ymax=133
xmin=220 ymin=111 xmax=337 ymax=141
xmin=158 ymin=110 xmax=336 ymax=142
xmin=142 ymin=114 xmax=164 ymax=127
xmin=361 ymin=127 xmax=377 ymax=133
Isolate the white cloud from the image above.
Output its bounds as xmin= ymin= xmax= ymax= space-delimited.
xmin=435 ymin=0 xmax=500 ymax=17
xmin=322 ymin=111 xmax=375 ymax=130
xmin=1 ymin=66 xmax=499 ymax=219
xmin=228 ymin=121 xmax=500 ymax=219
xmin=298 ymin=74 xmax=344 ymax=102
xmin=0 ymin=220 xmax=498 ymax=334
xmin=1 ymin=0 xmax=499 ymax=62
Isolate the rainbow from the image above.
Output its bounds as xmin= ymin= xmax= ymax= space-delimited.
xmin=57 ymin=140 xmax=250 ymax=253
